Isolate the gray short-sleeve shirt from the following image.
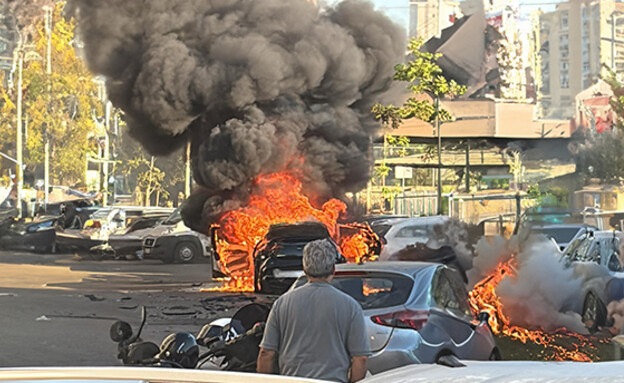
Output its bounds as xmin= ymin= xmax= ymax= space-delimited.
xmin=260 ymin=281 xmax=371 ymax=383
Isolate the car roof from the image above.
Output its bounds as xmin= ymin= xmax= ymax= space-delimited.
xmin=531 ymin=224 xmax=593 ymax=229
xmin=590 ymin=230 xmax=624 ymax=238
xmin=335 ymin=261 xmax=441 ymax=278
xmin=388 ymin=215 xmax=449 ymax=229
xmin=266 ymin=221 xmax=330 ymax=241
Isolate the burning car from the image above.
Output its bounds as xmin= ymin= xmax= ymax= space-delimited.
xmin=561 ymin=230 xmax=624 ymax=333
xmin=251 ymin=222 xmax=346 ymax=294
xmin=291 ymin=261 xmax=498 ymax=373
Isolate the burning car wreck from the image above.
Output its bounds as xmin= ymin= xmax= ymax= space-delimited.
xmin=251 ymin=222 xmax=346 ymax=294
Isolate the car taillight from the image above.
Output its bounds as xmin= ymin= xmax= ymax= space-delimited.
xmin=371 ymin=310 xmax=429 ymax=331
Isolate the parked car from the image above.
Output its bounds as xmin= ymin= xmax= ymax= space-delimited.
xmin=526 ymin=224 xmax=596 ymax=252
xmin=141 ymin=209 xmax=213 ymax=264
xmin=56 ymin=206 xmax=174 ymax=253
xmin=0 ymin=216 xmax=58 ymax=253
xmin=45 ymin=198 xmax=100 ymax=229
xmin=561 ymin=230 xmax=624 ymax=332
xmin=290 ymin=261 xmax=499 ymax=374
xmin=377 ymin=216 xmax=449 ymax=260
xmin=513 ymin=207 xmax=604 ymax=235
xmin=89 ymin=212 xmax=172 ymax=260
xmin=251 ymin=222 xmax=346 ymax=294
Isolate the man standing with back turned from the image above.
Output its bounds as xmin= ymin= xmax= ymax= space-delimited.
xmin=257 ymin=239 xmax=370 ymax=382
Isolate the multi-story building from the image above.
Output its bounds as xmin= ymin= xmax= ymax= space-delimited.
xmin=409 ymin=0 xmax=461 ymax=39
xmin=534 ymin=0 xmax=624 ymax=119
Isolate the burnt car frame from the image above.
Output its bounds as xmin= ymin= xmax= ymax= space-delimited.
xmin=251 ymin=222 xmax=346 ymax=294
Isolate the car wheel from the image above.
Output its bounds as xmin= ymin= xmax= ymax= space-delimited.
xmin=90 ymin=250 xmax=105 ymax=261
xmin=489 ymin=348 xmax=502 ymax=361
xmin=582 ymin=293 xmax=606 ymax=334
xmin=174 ymin=241 xmax=198 ymax=264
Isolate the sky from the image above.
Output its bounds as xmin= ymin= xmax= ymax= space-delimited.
xmin=327 ymin=0 xmax=561 ymax=34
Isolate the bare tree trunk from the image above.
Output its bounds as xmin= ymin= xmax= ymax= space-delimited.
xmin=144 ymin=156 xmax=155 ymax=206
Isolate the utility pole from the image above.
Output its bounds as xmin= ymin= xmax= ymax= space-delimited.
xmin=435 ymin=96 xmax=442 ymax=215
xmin=184 ymin=138 xmax=191 ymax=198
xmin=16 ymin=49 xmax=23 ymax=218
xmin=465 ymin=140 xmax=470 ymax=192
xmin=103 ymin=101 xmax=110 ymax=206
xmin=44 ymin=5 xmax=52 ymax=208
xmin=613 ymin=12 xmax=616 ymax=71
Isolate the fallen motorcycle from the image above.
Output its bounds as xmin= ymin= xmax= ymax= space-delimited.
xmin=110 ymin=303 xmax=269 ymax=371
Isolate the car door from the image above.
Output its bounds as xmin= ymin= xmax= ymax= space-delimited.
xmin=427 ymin=268 xmax=488 ymax=358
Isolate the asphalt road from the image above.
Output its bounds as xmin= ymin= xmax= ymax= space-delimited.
xmin=0 ymin=250 xmax=271 ymax=367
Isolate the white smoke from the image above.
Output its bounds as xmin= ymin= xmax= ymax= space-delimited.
xmin=470 ymin=234 xmax=588 ymax=334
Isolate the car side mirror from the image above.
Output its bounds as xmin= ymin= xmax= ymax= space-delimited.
xmin=477 ymin=312 xmax=489 ymax=324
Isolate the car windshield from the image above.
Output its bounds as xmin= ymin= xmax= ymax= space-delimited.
xmin=371 ymin=224 xmax=393 ymax=238
xmin=294 ymin=272 xmax=414 ymax=310
xmin=162 ymin=208 xmax=183 ymax=225
xmin=532 ymin=227 xmax=582 ymax=243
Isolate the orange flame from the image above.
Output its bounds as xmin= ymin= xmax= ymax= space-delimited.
xmin=205 ymin=171 xmax=379 ymax=292
xmin=468 ymin=256 xmax=596 ymax=362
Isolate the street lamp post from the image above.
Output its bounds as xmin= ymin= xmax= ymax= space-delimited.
xmin=611 ymin=11 xmax=624 ymax=72
xmin=16 ymin=49 xmax=23 ymax=218
xmin=44 ymin=5 xmax=52 ymax=208
xmin=435 ymin=96 xmax=442 ymax=215
xmin=13 ymin=42 xmax=42 ymax=218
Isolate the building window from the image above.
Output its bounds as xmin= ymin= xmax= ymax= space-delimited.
xmin=560 ymin=74 xmax=569 ymax=89
xmin=583 ymin=62 xmax=590 ymax=74
xmin=561 ymin=11 xmax=568 ymax=30
xmin=559 ymin=34 xmax=569 ymax=58
xmin=560 ymin=61 xmax=569 ymax=71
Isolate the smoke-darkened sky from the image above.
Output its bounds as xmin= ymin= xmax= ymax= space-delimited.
xmin=69 ymin=0 xmax=406 ymax=231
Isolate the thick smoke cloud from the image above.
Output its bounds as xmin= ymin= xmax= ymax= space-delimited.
xmin=68 ymin=0 xmax=405 ymax=230
xmin=470 ymin=235 xmax=588 ymax=334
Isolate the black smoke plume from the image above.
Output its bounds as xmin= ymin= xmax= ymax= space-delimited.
xmin=68 ymin=0 xmax=405 ymax=231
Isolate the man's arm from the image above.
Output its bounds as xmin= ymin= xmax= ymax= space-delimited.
xmin=349 ymin=355 xmax=368 ymax=382
xmin=257 ymin=347 xmax=277 ymax=374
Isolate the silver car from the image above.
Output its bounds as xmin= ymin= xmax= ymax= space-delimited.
xmin=290 ymin=262 xmax=498 ymax=374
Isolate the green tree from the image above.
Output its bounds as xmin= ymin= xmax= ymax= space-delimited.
xmin=20 ymin=2 xmax=101 ymax=186
xmin=371 ymin=39 xmax=466 ymax=208
xmin=123 ymin=154 xmax=170 ymax=206
xmin=371 ymin=38 xmax=466 ymax=129
xmin=573 ymin=67 xmax=624 ymax=183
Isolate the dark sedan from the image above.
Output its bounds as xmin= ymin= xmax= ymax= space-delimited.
xmin=253 ymin=222 xmax=345 ymax=294
xmin=0 ymin=217 xmax=58 ymax=253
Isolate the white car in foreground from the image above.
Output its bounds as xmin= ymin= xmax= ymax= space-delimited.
xmin=362 ymin=360 xmax=624 ymax=382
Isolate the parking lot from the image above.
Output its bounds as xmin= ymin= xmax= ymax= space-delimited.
xmin=0 ymin=250 xmax=273 ymax=367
